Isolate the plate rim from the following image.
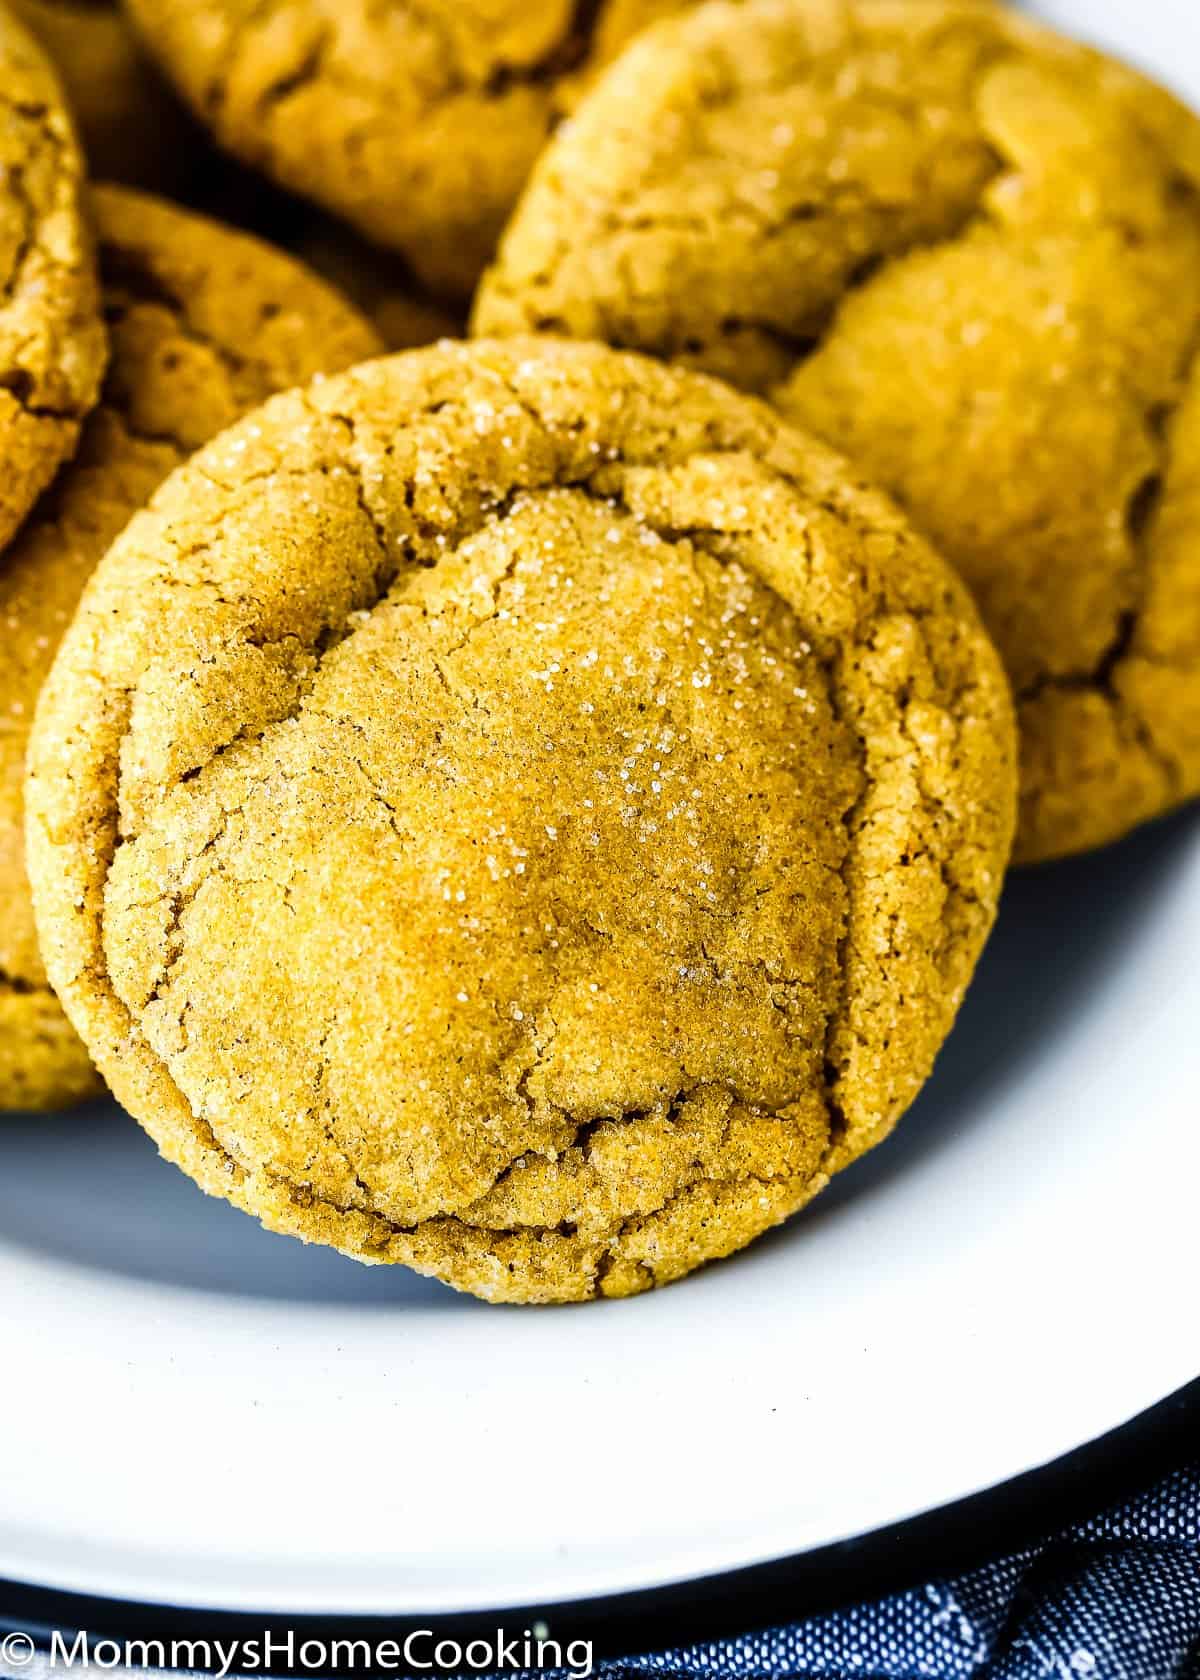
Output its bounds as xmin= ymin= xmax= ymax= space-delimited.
xmin=3 ymin=1377 xmax=1195 ymax=1671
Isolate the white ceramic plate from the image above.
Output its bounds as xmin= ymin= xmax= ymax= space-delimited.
xmin=3 ymin=0 xmax=1200 ymax=1632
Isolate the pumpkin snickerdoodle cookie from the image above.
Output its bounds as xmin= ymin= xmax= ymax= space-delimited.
xmin=475 ymin=0 xmax=1200 ymax=862
xmin=121 ymin=0 xmax=698 ymax=299
xmin=9 ymin=0 xmax=192 ymax=188
xmin=0 ymin=2 xmax=106 ymax=555
xmin=27 ymin=339 xmax=1015 ymax=1299
xmin=0 ymin=184 xmax=381 ymax=1112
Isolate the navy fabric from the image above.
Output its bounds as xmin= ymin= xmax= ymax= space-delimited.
xmin=611 ymin=1465 xmax=1200 ymax=1680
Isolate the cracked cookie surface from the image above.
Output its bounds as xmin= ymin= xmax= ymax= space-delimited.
xmin=27 ymin=338 xmax=1015 ymax=1297
xmin=10 ymin=0 xmax=192 ymax=188
xmin=1 ymin=182 xmax=380 ymax=1112
xmin=120 ymin=0 xmax=698 ymax=299
xmin=474 ymin=0 xmax=1200 ymax=861
xmin=0 ymin=1 xmax=106 ymax=553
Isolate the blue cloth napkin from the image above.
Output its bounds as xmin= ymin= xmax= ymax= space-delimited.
xmin=615 ymin=1466 xmax=1200 ymax=1680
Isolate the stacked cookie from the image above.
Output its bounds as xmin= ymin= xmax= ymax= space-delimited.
xmin=0 ymin=9 xmax=383 ymax=1111
xmin=474 ymin=0 xmax=1200 ymax=863
xmin=2 ymin=0 xmax=1194 ymax=1302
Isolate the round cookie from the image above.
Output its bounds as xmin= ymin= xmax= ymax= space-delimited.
xmin=26 ymin=338 xmax=1015 ymax=1298
xmin=9 ymin=0 xmax=192 ymax=188
xmin=0 ymin=183 xmax=381 ymax=1112
xmin=0 ymin=3 xmax=106 ymax=554
xmin=120 ymin=0 xmax=699 ymax=299
xmin=474 ymin=0 xmax=1200 ymax=862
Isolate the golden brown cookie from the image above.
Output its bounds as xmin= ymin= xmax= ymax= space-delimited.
xmin=9 ymin=0 xmax=193 ymax=187
xmin=0 ymin=183 xmax=381 ymax=1112
xmin=0 ymin=2 xmax=106 ymax=554
xmin=120 ymin=0 xmax=699 ymax=299
xmin=475 ymin=0 xmax=1200 ymax=862
xmin=27 ymin=338 xmax=1015 ymax=1298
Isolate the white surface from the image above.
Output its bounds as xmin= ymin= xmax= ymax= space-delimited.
xmin=2 ymin=0 xmax=1200 ymax=1621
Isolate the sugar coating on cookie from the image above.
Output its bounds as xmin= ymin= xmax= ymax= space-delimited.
xmin=475 ymin=0 xmax=1200 ymax=862
xmin=121 ymin=0 xmax=699 ymax=299
xmin=0 ymin=183 xmax=381 ymax=1113
xmin=0 ymin=3 xmax=106 ymax=553
xmin=27 ymin=339 xmax=1015 ymax=1298
xmin=9 ymin=0 xmax=191 ymax=189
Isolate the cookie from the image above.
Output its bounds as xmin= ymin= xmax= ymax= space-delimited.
xmin=27 ymin=338 xmax=1015 ymax=1298
xmin=9 ymin=0 xmax=193 ymax=188
xmin=121 ymin=0 xmax=698 ymax=299
xmin=475 ymin=0 xmax=1200 ymax=862
xmin=0 ymin=183 xmax=381 ymax=1112
xmin=0 ymin=3 xmax=106 ymax=554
